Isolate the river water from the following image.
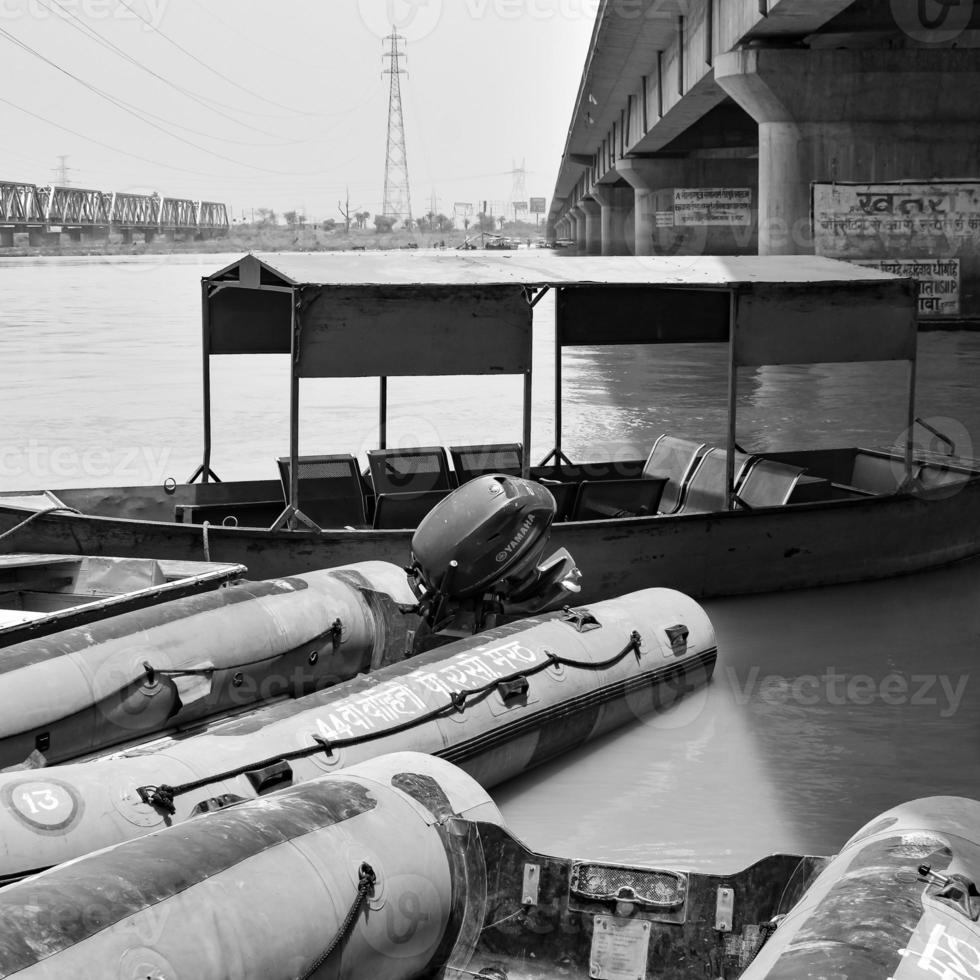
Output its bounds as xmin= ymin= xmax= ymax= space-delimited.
xmin=2 ymin=252 xmax=979 ymax=872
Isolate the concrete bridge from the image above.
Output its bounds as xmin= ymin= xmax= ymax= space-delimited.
xmin=0 ymin=182 xmax=230 ymax=246
xmin=549 ymin=0 xmax=980 ymax=321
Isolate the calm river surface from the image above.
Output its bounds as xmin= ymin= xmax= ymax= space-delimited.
xmin=2 ymin=252 xmax=980 ymax=871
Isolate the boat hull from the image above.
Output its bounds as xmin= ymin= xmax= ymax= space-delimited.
xmin=2 ymin=477 xmax=980 ymax=600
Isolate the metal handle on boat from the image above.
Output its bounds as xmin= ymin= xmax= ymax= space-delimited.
xmin=915 ymin=417 xmax=955 ymax=456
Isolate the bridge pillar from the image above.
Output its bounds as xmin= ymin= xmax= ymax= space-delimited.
xmin=119 ymin=229 xmax=133 ymax=244
xmin=66 ymin=228 xmax=82 ymax=244
xmin=27 ymin=228 xmax=54 ymax=247
xmin=616 ymin=157 xmax=758 ymax=257
xmin=590 ymin=184 xmax=633 ymax=256
xmin=579 ymin=197 xmax=602 ymax=255
xmin=568 ymin=205 xmax=586 ymax=252
xmin=0 ymin=228 xmax=13 ymax=248
xmin=715 ymin=47 xmax=980 ymax=256
xmin=81 ymin=227 xmax=108 ymax=245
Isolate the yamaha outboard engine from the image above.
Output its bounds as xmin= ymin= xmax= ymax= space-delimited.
xmin=408 ymin=474 xmax=581 ymax=645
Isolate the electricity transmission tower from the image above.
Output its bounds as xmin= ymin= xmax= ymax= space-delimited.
xmin=508 ymin=159 xmax=528 ymax=220
xmin=382 ymin=30 xmax=412 ymax=224
xmin=53 ymin=155 xmax=72 ymax=186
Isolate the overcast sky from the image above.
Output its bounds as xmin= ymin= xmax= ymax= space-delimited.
xmin=0 ymin=0 xmax=597 ymax=221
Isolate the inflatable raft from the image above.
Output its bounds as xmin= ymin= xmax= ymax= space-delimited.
xmin=3 ymin=755 xmax=976 ymax=980
xmin=0 ymin=561 xmax=418 ymax=769
xmin=0 ymin=586 xmax=715 ymax=883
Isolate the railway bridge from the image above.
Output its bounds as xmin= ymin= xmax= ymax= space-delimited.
xmin=549 ymin=0 xmax=980 ymax=322
xmin=0 ymin=182 xmax=230 ymax=246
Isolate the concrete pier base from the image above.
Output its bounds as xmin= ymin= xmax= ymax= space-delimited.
xmin=569 ymin=205 xmax=586 ymax=253
xmin=0 ymin=228 xmax=13 ymax=248
xmin=591 ymin=185 xmax=633 ymax=256
xmin=579 ymin=197 xmax=602 ymax=256
xmin=616 ymin=157 xmax=758 ymax=257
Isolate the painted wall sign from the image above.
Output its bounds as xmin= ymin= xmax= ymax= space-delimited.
xmin=853 ymin=258 xmax=961 ymax=316
xmin=812 ymin=181 xmax=980 ymax=318
xmin=813 ymin=182 xmax=980 ymax=255
xmin=673 ymin=188 xmax=752 ymax=226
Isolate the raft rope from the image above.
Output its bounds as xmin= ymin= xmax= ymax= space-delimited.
xmin=201 ymin=520 xmax=210 ymax=561
xmin=0 ymin=504 xmax=81 ymax=543
xmin=136 ymin=630 xmax=644 ymax=815
xmin=299 ymin=862 xmax=376 ymax=980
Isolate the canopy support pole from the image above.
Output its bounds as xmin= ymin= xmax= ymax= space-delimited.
xmin=379 ymin=377 xmax=388 ymax=450
xmin=539 ymin=286 xmax=572 ymax=469
xmin=272 ymin=289 xmax=318 ymax=532
xmin=188 ymin=281 xmax=221 ymax=484
xmin=522 ymin=370 xmax=532 ymax=478
xmin=904 ymin=351 xmax=918 ymax=488
xmin=725 ymin=290 xmax=738 ymax=511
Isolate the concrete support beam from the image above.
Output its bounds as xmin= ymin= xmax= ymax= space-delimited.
xmin=590 ymin=185 xmax=633 ymax=256
xmin=0 ymin=228 xmax=13 ymax=248
xmin=119 ymin=229 xmax=134 ymax=244
xmin=715 ymin=47 xmax=980 ymax=255
xmin=579 ymin=197 xmax=602 ymax=256
xmin=66 ymin=228 xmax=82 ymax=244
xmin=616 ymin=157 xmax=758 ymax=256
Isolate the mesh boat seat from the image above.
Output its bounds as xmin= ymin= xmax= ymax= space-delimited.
xmin=673 ymin=448 xmax=755 ymax=516
xmin=367 ymin=446 xmax=454 ymax=495
xmin=276 ymin=454 xmax=367 ymax=528
xmin=372 ymin=490 xmax=451 ymax=529
xmin=449 ymin=443 xmax=523 ymax=483
xmin=641 ymin=435 xmax=707 ymax=515
xmin=734 ymin=458 xmax=806 ymax=509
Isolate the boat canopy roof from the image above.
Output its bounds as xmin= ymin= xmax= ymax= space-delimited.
xmin=203 ymin=252 xmax=918 ymax=374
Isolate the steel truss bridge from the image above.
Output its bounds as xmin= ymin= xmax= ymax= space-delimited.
xmin=0 ymin=181 xmax=230 ymax=244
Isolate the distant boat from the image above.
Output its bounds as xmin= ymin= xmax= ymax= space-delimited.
xmin=2 ymin=251 xmax=977 ymax=601
xmin=0 ymin=549 xmax=243 ymax=648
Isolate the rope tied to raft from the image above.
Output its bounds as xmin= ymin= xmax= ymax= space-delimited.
xmin=299 ymin=861 xmax=376 ymax=980
xmin=0 ymin=505 xmax=81 ymax=542
xmin=134 ymin=629 xmax=650 ymax=813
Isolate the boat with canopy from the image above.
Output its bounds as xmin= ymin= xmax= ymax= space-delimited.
xmin=1 ymin=250 xmax=976 ymax=600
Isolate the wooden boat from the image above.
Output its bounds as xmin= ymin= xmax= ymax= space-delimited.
xmin=0 ymin=549 xmax=244 ymax=648
xmin=2 ymin=251 xmax=978 ymax=602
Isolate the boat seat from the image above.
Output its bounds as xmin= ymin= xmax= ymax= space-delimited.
xmin=538 ymin=479 xmax=578 ymax=521
xmin=642 ymin=435 xmax=707 ymax=515
xmin=848 ymin=450 xmax=919 ymax=495
xmin=733 ymin=459 xmax=806 ymax=509
xmin=571 ymin=477 xmax=666 ymax=521
xmin=672 ymin=448 xmax=755 ymax=516
xmin=372 ymin=490 xmax=451 ymax=529
xmin=277 ymin=454 xmax=368 ymax=528
xmin=449 ymin=443 xmax=523 ymax=483
xmin=367 ymin=446 xmax=455 ymax=495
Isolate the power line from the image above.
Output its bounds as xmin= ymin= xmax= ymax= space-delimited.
xmin=115 ymin=0 xmax=319 ymax=116
xmin=0 ymin=25 xmax=330 ymax=176
xmin=41 ymin=0 xmax=285 ymax=139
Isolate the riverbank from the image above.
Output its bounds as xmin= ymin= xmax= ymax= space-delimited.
xmin=0 ymin=222 xmax=546 ymax=258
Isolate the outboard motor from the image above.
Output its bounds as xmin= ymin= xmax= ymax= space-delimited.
xmin=408 ymin=474 xmax=581 ymax=645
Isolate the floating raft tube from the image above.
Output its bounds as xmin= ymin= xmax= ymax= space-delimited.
xmin=0 ymin=561 xmax=418 ymax=769
xmin=741 ymin=796 xmax=980 ymax=979
xmin=0 ymin=587 xmax=716 ymax=883
xmin=0 ymin=753 xmax=502 ymax=980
